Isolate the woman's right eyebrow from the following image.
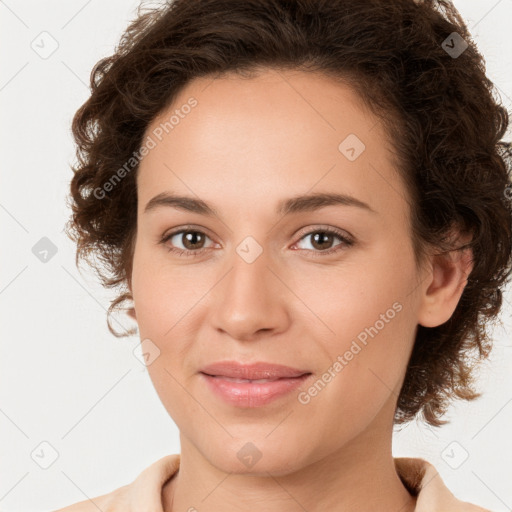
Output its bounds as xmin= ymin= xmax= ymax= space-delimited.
xmin=143 ymin=191 xmax=378 ymax=218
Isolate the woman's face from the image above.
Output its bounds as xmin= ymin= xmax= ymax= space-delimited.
xmin=130 ymin=68 xmax=429 ymax=474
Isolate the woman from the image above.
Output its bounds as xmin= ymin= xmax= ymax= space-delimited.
xmin=58 ymin=0 xmax=511 ymax=510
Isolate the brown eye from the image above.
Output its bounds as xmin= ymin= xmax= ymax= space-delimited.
xmin=178 ymin=231 xmax=207 ymax=250
xmin=295 ymin=229 xmax=353 ymax=255
xmin=160 ymin=229 xmax=215 ymax=256
xmin=309 ymin=232 xmax=336 ymax=250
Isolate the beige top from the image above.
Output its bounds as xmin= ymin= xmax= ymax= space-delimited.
xmin=54 ymin=454 xmax=492 ymax=511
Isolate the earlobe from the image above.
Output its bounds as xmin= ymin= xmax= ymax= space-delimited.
xmin=417 ymin=242 xmax=473 ymax=328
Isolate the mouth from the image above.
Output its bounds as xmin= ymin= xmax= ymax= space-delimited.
xmin=200 ymin=360 xmax=310 ymax=380
xmin=202 ymin=375 xmax=293 ymax=383
xmin=199 ymin=361 xmax=312 ymax=407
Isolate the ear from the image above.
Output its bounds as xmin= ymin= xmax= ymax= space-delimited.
xmin=417 ymin=231 xmax=474 ymax=328
xmin=127 ymin=307 xmax=137 ymax=320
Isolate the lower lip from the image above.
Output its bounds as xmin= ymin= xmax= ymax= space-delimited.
xmin=200 ymin=372 xmax=311 ymax=407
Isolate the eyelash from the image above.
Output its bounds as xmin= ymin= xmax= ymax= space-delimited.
xmin=159 ymin=226 xmax=354 ymax=258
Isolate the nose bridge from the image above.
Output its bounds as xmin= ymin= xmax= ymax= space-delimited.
xmin=210 ymin=235 xmax=288 ymax=339
xmin=226 ymin=236 xmax=274 ymax=309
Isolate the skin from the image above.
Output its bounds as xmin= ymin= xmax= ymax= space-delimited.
xmin=128 ymin=68 xmax=473 ymax=512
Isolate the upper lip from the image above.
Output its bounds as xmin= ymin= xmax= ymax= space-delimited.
xmin=200 ymin=361 xmax=310 ymax=380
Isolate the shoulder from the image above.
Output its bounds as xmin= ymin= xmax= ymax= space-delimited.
xmin=52 ymin=454 xmax=180 ymax=512
xmin=52 ymin=484 xmax=131 ymax=512
xmin=52 ymin=483 xmax=134 ymax=512
xmin=395 ymin=456 xmax=492 ymax=512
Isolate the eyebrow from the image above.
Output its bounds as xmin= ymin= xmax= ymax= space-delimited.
xmin=143 ymin=191 xmax=377 ymax=217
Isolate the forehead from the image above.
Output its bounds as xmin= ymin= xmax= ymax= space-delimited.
xmin=137 ymin=68 xmax=408 ymax=226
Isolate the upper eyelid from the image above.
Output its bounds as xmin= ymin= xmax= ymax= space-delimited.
xmin=294 ymin=224 xmax=352 ymax=239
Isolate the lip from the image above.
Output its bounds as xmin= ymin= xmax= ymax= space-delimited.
xmin=199 ymin=360 xmax=312 ymax=407
xmin=200 ymin=360 xmax=310 ymax=380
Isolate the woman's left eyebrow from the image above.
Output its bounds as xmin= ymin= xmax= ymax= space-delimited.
xmin=143 ymin=191 xmax=378 ymax=217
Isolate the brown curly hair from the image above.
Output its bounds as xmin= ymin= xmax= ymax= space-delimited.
xmin=65 ymin=0 xmax=512 ymax=427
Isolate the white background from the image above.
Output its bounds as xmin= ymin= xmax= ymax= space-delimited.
xmin=1 ymin=0 xmax=511 ymax=510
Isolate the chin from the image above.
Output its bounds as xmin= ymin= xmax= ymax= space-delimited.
xmin=198 ymin=432 xmax=311 ymax=477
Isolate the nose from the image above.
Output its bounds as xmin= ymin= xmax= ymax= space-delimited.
xmin=209 ymin=246 xmax=291 ymax=342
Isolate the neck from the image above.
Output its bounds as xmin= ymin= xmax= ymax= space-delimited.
xmin=162 ymin=423 xmax=416 ymax=512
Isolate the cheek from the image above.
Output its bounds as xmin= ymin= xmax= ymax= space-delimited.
xmin=294 ymin=256 xmax=413 ymax=348
xmin=130 ymin=248 xmax=203 ymax=400
xmin=131 ymin=246 xmax=203 ymax=336
xmin=295 ymin=248 xmax=417 ymax=402
xmin=294 ymin=300 xmax=414 ymax=449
